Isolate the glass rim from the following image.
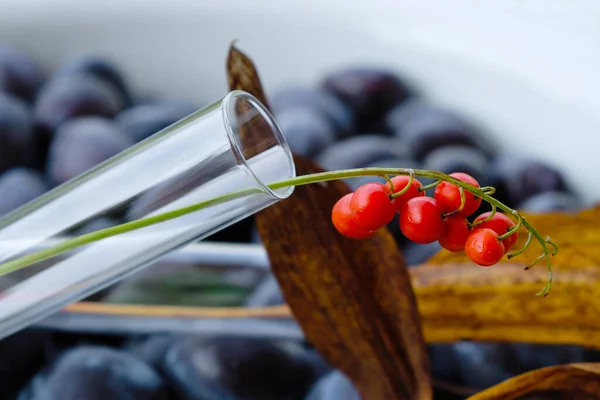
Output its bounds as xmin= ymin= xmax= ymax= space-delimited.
xmin=222 ymin=90 xmax=295 ymax=200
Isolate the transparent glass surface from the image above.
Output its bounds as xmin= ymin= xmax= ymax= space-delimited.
xmin=0 ymin=90 xmax=295 ymax=339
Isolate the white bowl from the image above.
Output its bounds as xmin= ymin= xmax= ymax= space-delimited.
xmin=1 ymin=0 xmax=599 ymax=201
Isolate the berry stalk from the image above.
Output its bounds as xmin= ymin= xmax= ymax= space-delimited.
xmin=0 ymin=167 xmax=556 ymax=296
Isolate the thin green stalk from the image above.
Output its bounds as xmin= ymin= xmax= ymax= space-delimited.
xmin=469 ymin=205 xmax=496 ymax=228
xmin=381 ymin=175 xmax=395 ymax=192
xmin=0 ymin=167 xmax=555 ymax=296
xmin=498 ymin=212 xmax=522 ymax=241
xmin=0 ymin=187 xmax=262 ymax=276
xmin=390 ymin=171 xmax=415 ymax=199
xmin=442 ymin=187 xmax=466 ymax=218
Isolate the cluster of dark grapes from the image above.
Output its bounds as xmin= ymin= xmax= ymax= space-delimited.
xmin=270 ymin=68 xmax=580 ymax=265
xmin=0 ymin=42 xmax=590 ymax=400
xmin=6 ymin=330 xmax=330 ymax=400
xmin=0 ymin=44 xmax=201 ymax=233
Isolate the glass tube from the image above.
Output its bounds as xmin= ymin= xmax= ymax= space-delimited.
xmin=0 ymin=90 xmax=295 ymax=340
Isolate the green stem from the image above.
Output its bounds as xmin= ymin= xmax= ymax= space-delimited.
xmin=443 ymin=187 xmax=465 ymax=218
xmin=469 ymin=205 xmax=496 ymax=228
xmin=0 ymin=167 xmax=555 ymax=295
xmin=381 ymin=174 xmax=395 ymax=193
xmin=0 ymin=187 xmax=262 ymax=276
xmin=508 ymin=231 xmax=533 ymax=259
xmin=498 ymin=211 xmax=522 ymax=241
xmin=390 ymin=171 xmax=415 ymax=199
xmin=546 ymin=238 xmax=559 ymax=256
xmin=418 ymin=180 xmax=441 ymax=192
xmin=481 ymin=186 xmax=496 ymax=196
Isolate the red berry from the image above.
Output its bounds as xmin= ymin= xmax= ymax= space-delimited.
xmin=332 ymin=193 xmax=375 ymax=239
xmin=434 ymin=172 xmax=482 ymax=217
xmin=465 ymin=228 xmax=505 ymax=267
xmin=438 ymin=216 xmax=471 ymax=252
xmin=399 ymin=196 xmax=446 ymax=244
xmin=472 ymin=211 xmax=519 ymax=252
xmin=350 ymin=182 xmax=396 ymax=230
xmin=384 ymin=175 xmax=425 ymax=211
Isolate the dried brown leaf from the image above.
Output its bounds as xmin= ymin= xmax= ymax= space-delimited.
xmin=227 ymin=43 xmax=270 ymax=108
xmin=468 ymin=363 xmax=600 ymax=399
xmin=227 ymin=44 xmax=432 ymax=400
xmin=226 ymin=43 xmax=272 ymax=159
xmin=256 ymin=157 xmax=431 ymax=400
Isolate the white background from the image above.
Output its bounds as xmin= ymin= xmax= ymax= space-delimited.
xmin=1 ymin=0 xmax=600 ymax=201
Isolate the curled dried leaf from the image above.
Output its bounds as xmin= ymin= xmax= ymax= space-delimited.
xmin=468 ymin=363 xmax=600 ymax=399
xmin=227 ymin=45 xmax=432 ymax=400
xmin=256 ymin=157 xmax=432 ymax=400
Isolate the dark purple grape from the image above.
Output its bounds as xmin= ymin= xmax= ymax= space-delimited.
xmin=74 ymin=217 xmax=118 ymax=235
xmin=250 ymin=226 xmax=263 ymax=244
xmin=582 ymin=348 xmax=600 ymax=363
xmin=54 ymin=54 xmax=132 ymax=105
xmin=321 ymin=67 xmax=412 ymax=130
xmin=345 ymin=175 xmax=378 ymax=192
xmin=41 ymin=332 xmax=129 ymax=364
xmin=0 ymin=168 xmax=47 ymax=217
xmin=47 ymin=117 xmax=133 ymax=185
xmin=125 ymin=335 xmax=176 ymax=372
xmin=305 ymin=371 xmax=361 ymax=400
xmin=422 ymin=145 xmax=490 ymax=184
xmin=315 ymin=135 xmax=409 ymax=172
xmin=509 ymin=343 xmax=584 ymax=373
xmin=0 ymin=44 xmax=44 ymax=101
xmin=428 ymin=344 xmax=464 ymax=384
xmin=517 ymin=191 xmax=581 ymax=214
xmin=244 ymin=274 xmax=284 ymax=307
xmin=126 ymin=169 xmax=204 ymax=221
xmin=387 ymin=102 xmax=494 ymax=161
xmin=20 ymin=346 xmax=169 ymax=400
xmin=275 ymin=108 xmax=336 ymax=158
xmin=206 ymin=218 xmax=256 ymax=243
xmin=340 ymin=156 xmax=418 ymax=192
xmin=0 ymin=329 xmax=50 ymax=399
xmin=34 ymin=75 xmax=124 ymax=136
xmin=270 ymin=86 xmax=354 ymax=137
xmin=115 ymin=100 xmax=198 ymax=142
xmin=401 ymin=241 xmax=442 ymax=266
xmin=487 ymin=154 xmax=571 ymax=206
xmin=164 ymin=336 xmax=327 ymax=400
xmin=124 ymin=163 xmax=255 ymax=242
xmin=0 ymin=93 xmax=36 ymax=171
xmin=124 ymin=166 xmax=214 ymax=221
xmin=453 ymin=342 xmax=517 ymax=389
xmin=365 ymin=157 xmax=420 ymax=172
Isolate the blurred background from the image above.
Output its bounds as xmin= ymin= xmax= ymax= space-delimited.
xmin=0 ymin=1 xmax=599 ymax=399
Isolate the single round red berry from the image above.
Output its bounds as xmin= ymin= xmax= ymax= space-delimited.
xmin=465 ymin=228 xmax=505 ymax=267
xmin=434 ymin=172 xmax=482 ymax=217
xmin=350 ymin=182 xmax=396 ymax=230
xmin=472 ymin=211 xmax=519 ymax=252
xmin=384 ymin=175 xmax=425 ymax=211
xmin=332 ymin=193 xmax=375 ymax=239
xmin=399 ymin=196 xmax=447 ymax=244
xmin=438 ymin=216 xmax=471 ymax=252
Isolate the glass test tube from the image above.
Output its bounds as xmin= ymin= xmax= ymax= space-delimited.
xmin=0 ymin=90 xmax=295 ymax=339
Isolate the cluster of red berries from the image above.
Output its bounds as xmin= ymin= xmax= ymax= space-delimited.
xmin=331 ymin=172 xmax=519 ymax=267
